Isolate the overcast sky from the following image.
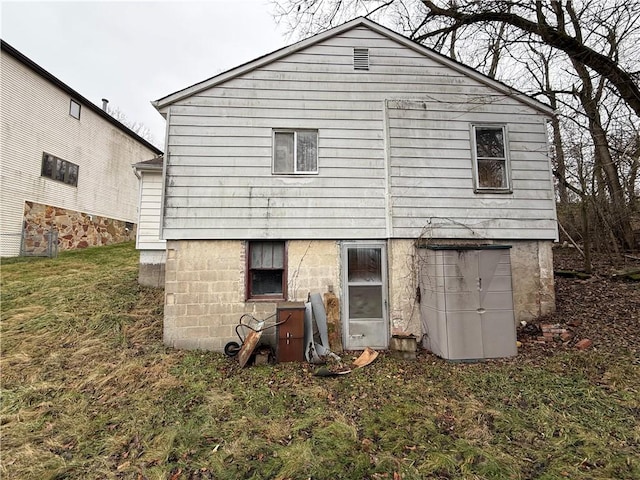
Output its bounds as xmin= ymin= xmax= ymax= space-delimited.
xmin=1 ymin=1 xmax=291 ymax=148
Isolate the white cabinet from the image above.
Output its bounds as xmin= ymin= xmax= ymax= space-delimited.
xmin=419 ymin=245 xmax=517 ymax=360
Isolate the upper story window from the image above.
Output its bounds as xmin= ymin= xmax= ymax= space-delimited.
xmin=273 ymin=130 xmax=318 ymax=174
xmin=69 ymin=99 xmax=81 ymax=119
xmin=471 ymin=125 xmax=511 ymax=192
xmin=41 ymin=153 xmax=79 ymax=187
xmin=246 ymin=240 xmax=287 ymax=301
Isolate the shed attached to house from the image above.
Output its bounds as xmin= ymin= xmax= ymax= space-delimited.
xmin=153 ymin=18 xmax=557 ymax=354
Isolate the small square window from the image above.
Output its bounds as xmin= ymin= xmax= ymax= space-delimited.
xmin=273 ymin=130 xmax=318 ymax=174
xmin=70 ymin=99 xmax=81 ymax=119
xmin=471 ymin=125 xmax=510 ymax=192
xmin=246 ymin=241 xmax=287 ymax=301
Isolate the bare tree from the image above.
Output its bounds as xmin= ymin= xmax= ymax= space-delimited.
xmin=106 ymin=105 xmax=158 ymax=148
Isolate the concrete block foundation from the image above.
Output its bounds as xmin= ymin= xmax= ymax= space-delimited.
xmin=163 ymin=239 xmax=555 ymax=352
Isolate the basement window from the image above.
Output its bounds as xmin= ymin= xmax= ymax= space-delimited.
xmin=41 ymin=152 xmax=79 ymax=187
xmin=246 ymin=241 xmax=287 ymax=301
xmin=471 ymin=124 xmax=511 ymax=192
xmin=353 ymin=48 xmax=369 ymax=70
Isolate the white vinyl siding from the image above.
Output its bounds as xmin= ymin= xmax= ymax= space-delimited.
xmin=161 ymin=25 xmax=557 ymax=241
xmin=136 ymin=170 xmax=166 ymax=250
xmin=386 ymin=100 xmax=556 ymax=239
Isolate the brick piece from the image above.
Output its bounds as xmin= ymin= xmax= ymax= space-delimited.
xmin=575 ymin=338 xmax=593 ymax=350
xmin=560 ymin=331 xmax=575 ymax=342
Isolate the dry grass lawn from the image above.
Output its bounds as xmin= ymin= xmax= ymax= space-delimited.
xmin=1 ymin=242 xmax=639 ymax=479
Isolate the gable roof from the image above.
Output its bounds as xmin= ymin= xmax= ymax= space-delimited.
xmin=153 ymin=17 xmax=553 ymax=116
xmin=1 ymin=39 xmax=163 ymax=156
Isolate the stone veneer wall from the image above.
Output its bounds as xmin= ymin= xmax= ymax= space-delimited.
xmin=22 ymin=201 xmax=136 ymax=254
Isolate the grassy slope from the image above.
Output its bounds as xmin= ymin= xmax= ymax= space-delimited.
xmin=1 ymin=243 xmax=638 ymax=480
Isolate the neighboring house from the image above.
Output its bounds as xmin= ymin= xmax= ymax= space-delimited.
xmin=152 ymin=18 xmax=558 ymax=354
xmin=0 ymin=40 xmax=162 ymax=257
xmin=133 ymin=156 xmax=166 ymax=287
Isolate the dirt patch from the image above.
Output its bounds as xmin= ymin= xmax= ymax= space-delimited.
xmin=518 ymin=247 xmax=640 ymax=357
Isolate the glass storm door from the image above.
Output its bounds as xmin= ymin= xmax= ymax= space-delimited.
xmin=342 ymin=242 xmax=388 ymax=350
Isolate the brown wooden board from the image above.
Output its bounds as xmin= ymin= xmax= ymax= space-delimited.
xmin=238 ymin=328 xmax=263 ymax=368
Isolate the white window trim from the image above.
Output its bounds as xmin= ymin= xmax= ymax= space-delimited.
xmin=470 ymin=123 xmax=512 ymax=193
xmin=272 ymin=129 xmax=319 ymax=175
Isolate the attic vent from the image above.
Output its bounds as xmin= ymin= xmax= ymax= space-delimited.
xmin=353 ymin=48 xmax=369 ymax=71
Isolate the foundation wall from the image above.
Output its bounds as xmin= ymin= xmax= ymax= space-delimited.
xmin=22 ymin=201 xmax=135 ymax=255
xmin=388 ymin=239 xmax=421 ymax=336
xmin=163 ymin=240 xmax=340 ymax=352
xmin=163 ymin=238 xmax=554 ymax=352
xmin=138 ymin=250 xmax=167 ymax=288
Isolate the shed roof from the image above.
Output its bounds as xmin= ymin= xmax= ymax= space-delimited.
xmin=133 ymin=156 xmax=164 ymax=171
xmin=1 ymin=39 xmax=163 ymax=156
xmin=153 ymin=17 xmax=554 ymax=116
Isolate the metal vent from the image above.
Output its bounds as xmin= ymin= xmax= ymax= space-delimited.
xmin=353 ymin=48 xmax=369 ymax=70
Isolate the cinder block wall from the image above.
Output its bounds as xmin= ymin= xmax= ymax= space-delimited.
xmin=163 ymin=238 xmax=554 ymax=352
xmin=163 ymin=240 xmax=340 ymax=352
xmin=509 ymin=240 xmax=555 ymax=321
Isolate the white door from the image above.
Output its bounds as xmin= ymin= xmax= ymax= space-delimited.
xmin=342 ymin=242 xmax=388 ymax=350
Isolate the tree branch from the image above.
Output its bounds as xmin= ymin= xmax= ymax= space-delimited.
xmin=420 ymin=0 xmax=640 ymax=117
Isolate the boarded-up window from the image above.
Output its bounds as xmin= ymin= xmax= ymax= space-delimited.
xmin=472 ymin=125 xmax=510 ymax=191
xmin=247 ymin=241 xmax=287 ymax=300
xmin=273 ymin=130 xmax=318 ymax=174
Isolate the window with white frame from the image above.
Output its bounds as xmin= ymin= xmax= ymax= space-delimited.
xmin=246 ymin=241 xmax=287 ymax=300
xmin=273 ymin=130 xmax=318 ymax=174
xmin=472 ymin=125 xmax=510 ymax=191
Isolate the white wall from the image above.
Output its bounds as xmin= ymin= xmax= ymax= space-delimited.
xmin=161 ymin=25 xmax=556 ymax=242
xmin=387 ymin=100 xmax=557 ymax=239
xmin=136 ymin=170 xmax=166 ymax=250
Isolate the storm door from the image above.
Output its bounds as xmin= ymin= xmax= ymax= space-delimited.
xmin=342 ymin=242 xmax=388 ymax=350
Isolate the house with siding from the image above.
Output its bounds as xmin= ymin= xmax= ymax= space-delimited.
xmin=0 ymin=40 xmax=162 ymax=257
xmin=152 ymin=18 xmax=558 ymax=355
